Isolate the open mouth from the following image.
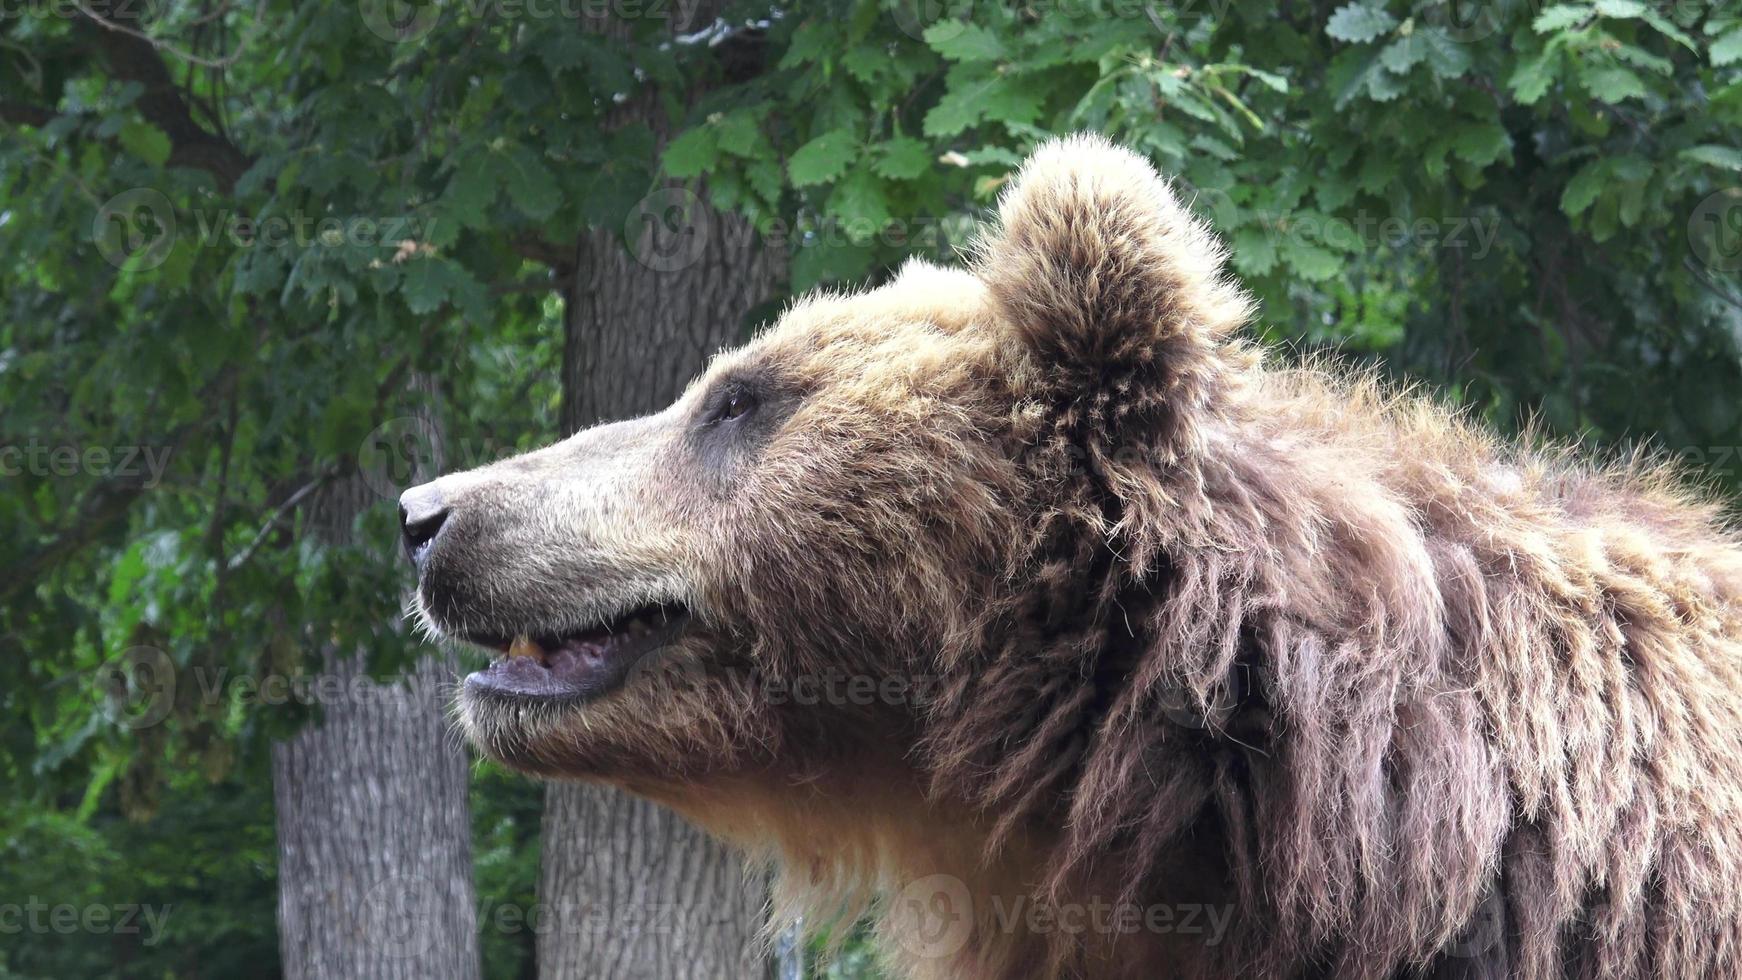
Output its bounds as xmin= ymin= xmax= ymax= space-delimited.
xmin=460 ymin=601 xmax=691 ymax=703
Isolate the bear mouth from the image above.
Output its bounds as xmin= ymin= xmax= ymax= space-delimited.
xmin=459 ymin=601 xmax=691 ymax=703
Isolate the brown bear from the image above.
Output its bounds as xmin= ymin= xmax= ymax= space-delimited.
xmin=399 ymin=135 xmax=1742 ymax=979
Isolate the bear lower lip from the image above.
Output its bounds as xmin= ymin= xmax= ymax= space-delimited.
xmin=461 ymin=603 xmax=689 ymax=703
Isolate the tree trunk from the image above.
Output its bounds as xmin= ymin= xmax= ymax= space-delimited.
xmin=538 ymin=204 xmax=782 ymax=977
xmin=271 ymin=473 xmax=481 ymax=980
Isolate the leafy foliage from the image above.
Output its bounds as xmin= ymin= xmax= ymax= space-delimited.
xmin=1 ymin=0 xmax=1737 ymax=976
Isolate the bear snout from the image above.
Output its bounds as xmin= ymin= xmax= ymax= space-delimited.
xmin=398 ymin=481 xmax=450 ymax=569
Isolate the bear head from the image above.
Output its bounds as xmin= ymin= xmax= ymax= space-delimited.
xmin=402 ymin=137 xmax=1260 ymax=974
xmin=404 ymin=135 xmax=1251 ymax=790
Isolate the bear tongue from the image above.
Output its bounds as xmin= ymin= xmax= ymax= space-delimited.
xmin=528 ymin=639 xmax=611 ymax=690
xmin=497 ymin=612 xmax=663 ymax=669
xmin=552 ymin=634 xmax=611 ymax=661
xmin=500 ymin=633 xmax=610 ymax=674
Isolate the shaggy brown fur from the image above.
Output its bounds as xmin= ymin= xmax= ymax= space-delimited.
xmin=426 ymin=135 xmax=1742 ymax=979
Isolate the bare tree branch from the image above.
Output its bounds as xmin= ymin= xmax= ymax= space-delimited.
xmin=74 ymin=0 xmax=254 ymax=70
xmin=76 ymin=1 xmax=255 ymax=191
xmin=226 ymin=469 xmax=340 ymax=572
xmin=510 ymin=233 xmax=577 ymax=273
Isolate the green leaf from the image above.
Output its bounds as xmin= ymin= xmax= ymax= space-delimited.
xmin=1580 ymin=66 xmax=1648 ymax=103
xmin=1365 ymin=62 xmax=1407 ymax=101
xmin=1326 ymin=4 xmax=1397 ymax=44
xmin=779 ymin=20 xmax=836 ymax=69
xmin=745 ymin=158 xmax=782 ymax=203
xmin=1356 ymin=154 xmax=1399 ymax=192
xmin=1593 ymin=0 xmax=1646 ymax=17
xmin=1191 ymin=133 xmax=1240 ymax=162
xmin=1150 ymin=71 xmax=1215 ymax=124
xmin=1452 ymin=122 xmax=1510 ymax=166
xmin=1379 ymin=33 xmax=1470 ymax=78
xmin=499 ymin=145 xmax=561 ymax=220
xmin=535 ymin=33 xmax=590 ymax=75
xmin=873 ymin=138 xmax=932 ymax=180
xmin=924 ymin=21 xmax=1005 ymax=62
xmin=441 ymin=151 xmax=498 ymax=230
xmin=1560 ymin=159 xmax=1608 ymax=216
xmin=962 ymin=146 xmax=1022 ymax=167
xmin=841 ymin=45 xmax=886 ymax=84
xmin=118 ymin=120 xmax=171 ymax=167
xmin=1240 ymin=66 xmax=1290 ymax=93
xmin=577 ymin=164 xmax=650 ymax=229
xmin=1329 ymin=48 xmax=1373 ymax=107
xmin=1682 ymin=145 xmax=1742 ymax=171
xmin=1421 ymin=31 xmax=1474 ymax=78
xmin=827 ymin=169 xmax=892 ymax=232
xmin=1231 ymin=227 xmax=1278 ymax=276
xmin=790 ymin=238 xmax=874 ymax=292
xmin=1610 ymin=44 xmax=1672 ymax=75
xmin=581 ymin=38 xmax=635 ymax=96
xmin=445 ymin=262 xmax=489 ymax=322
xmin=1615 ymin=176 xmax=1647 ymax=227
xmin=662 ymin=127 xmax=718 ymax=179
xmin=716 ymin=113 xmax=766 ymax=158
xmin=789 ymin=129 xmax=860 ymax=186
xmin=925 ymin=84 xmax=985 ymax=136
xmin=1509 ymin=51 xmax=1558 ymax=104
xmin=1639 ymin=8 xmax=1697 ymax=50
xmin=1712 ymin=29 xmax=1742 ymax=67
xmin=400 ymin=258 xmax=450 ymax=315
xmin=982 ymin=75 xmax=1047 ymax=129
xmin=1379 ymin=36 xmax=1425 ymax=73
xmin=1533 ymin=5 xmax=1590 ymax=33
xmin=1279 ymin=237 xmax=1343 ymax=280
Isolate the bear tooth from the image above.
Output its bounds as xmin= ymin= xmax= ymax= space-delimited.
xmin=507 ymin=635 xmax=541 ymax=659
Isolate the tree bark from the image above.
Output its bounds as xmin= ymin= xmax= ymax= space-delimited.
xmin=271 ymin=472 xmax=481 ymax=980
xmin=539 ymin=204 xmax=782 ymax=977
xmin=539 ymin=780 xmax=770 ymax=979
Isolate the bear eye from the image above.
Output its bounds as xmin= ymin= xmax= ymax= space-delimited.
xmin=708 ymin=387 xmax=758 ymax=424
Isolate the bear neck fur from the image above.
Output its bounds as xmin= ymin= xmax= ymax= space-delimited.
xmin=668 ymin=346 xmax=1742 ymax=980
xmin=638 ymin=135 xmax=1742 ymax=978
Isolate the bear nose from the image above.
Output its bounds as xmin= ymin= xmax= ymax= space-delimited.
xmin=398 ymin=483 xmax=448 ymax=565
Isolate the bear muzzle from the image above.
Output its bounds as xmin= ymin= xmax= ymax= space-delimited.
xmin=458 ymin=600 xmax=693 ymax=704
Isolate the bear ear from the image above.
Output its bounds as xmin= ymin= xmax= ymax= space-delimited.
xmin=975 ymin=134 xmax=1253 ymax=381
